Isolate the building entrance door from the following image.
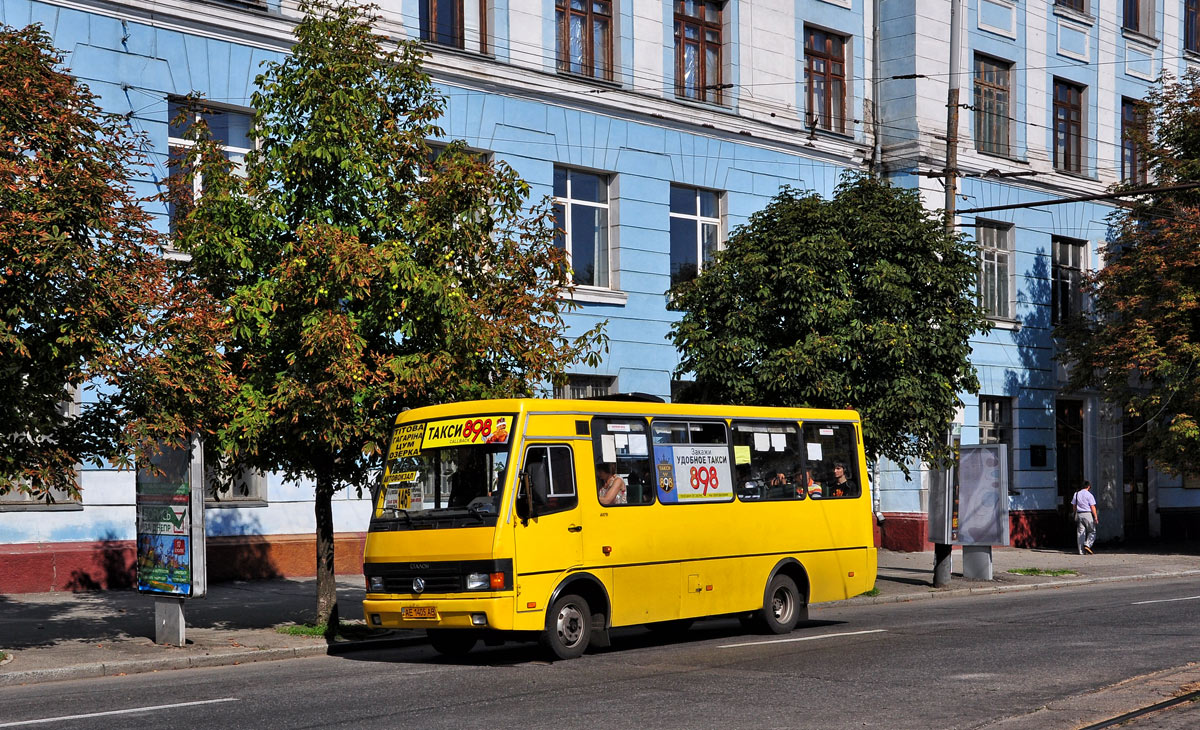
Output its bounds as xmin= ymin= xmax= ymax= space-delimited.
xmin=1056 ymin=400 xmax=1085 ymax=546
xmin=1123 ymin=419 xmax=1150 ymax=541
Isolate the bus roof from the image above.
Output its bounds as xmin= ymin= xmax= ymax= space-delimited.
xmin=391 ymin=398 xmax=861 ymax=425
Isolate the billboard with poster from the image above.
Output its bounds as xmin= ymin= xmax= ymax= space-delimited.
xmin=136 ymin=439 xmax=206 ymax=597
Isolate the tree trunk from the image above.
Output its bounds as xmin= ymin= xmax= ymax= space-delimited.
xmin=314 ymin=469 xmax=339 ymax=637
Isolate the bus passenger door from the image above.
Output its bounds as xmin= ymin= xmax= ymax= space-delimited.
xmin=514 ymin=443 xmax=583 ymax=610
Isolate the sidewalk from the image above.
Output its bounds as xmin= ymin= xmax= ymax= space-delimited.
xmin=2 ymin=546 xmax=1198 ymax=687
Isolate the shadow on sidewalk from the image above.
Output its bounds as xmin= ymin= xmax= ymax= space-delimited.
xmin=0 ymin=579 xmax=365 ymax=650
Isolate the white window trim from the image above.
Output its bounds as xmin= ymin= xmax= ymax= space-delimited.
xmin=977 ymin=220 xmax=1016 ymax=323
xmin=0 ymin=386 xmax=84 ymax=511
xmin=669 ymin=185 xmax=723 ymax=285
xmin=554 ymin=168 xmax=613 ymax=290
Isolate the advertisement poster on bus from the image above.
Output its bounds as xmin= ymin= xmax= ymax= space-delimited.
xmin=653 ymin=445 xmax=733 ymax=503
xmin=136 ymin=440 xmax=206 ymax=597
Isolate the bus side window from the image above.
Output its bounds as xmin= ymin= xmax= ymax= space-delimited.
xmin=592 ymin=418 xmax=655 ymax=506
xmin=523 ymin=445 xmax=578 ymax=515
xmin=732 ymin=421 xmax=805 ymax=501
xmin=801 ymin=422 xmax=861 ymax=499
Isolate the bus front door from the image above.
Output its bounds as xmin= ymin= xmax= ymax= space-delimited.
xmin=514 ymin=443 xmax=584 ymax=614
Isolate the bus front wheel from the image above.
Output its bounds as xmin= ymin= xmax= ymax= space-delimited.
xmin=760 ymin=574 xmax=802 ymax=634
xmin=427 ymin=629 xmax=478 ymax=657
xmin=539 ymin=593 xmax=592 ymax=660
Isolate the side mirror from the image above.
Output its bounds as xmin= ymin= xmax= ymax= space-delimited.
xmin=516 ymin=470 xmax=534 ymax=523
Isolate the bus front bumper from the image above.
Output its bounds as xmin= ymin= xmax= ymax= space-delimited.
xmin=363 ymin=595 xmax=516 ymax=631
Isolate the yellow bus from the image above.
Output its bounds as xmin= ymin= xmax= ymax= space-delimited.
xmin=362 ymin=397 xmax=877 ymax=659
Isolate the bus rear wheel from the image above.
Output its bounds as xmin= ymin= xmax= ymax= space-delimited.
xmin=539 ymin=593 xmax=591 ymax=660
xmin=759 ymin=574 xmax=802 ymax=634
xmin=427 ymin=629 xmax=478 ymax=657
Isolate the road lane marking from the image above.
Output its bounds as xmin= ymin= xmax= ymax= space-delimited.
xmin=0 ymin=698 xmax=238 ymax=727
xmin=718 ymin=629 xmax=887 ymax=649
xmin=1132 ymin=595 xmax=1200 ymax=605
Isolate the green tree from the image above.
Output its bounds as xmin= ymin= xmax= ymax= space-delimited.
xmin=1059 ymin=73 xmax=1200 ymax=474
xmin=158 ymin=0 xmax=604 ymax=626
xmin=670 ymin=173 xmax=989 ymax=471
xmin=0 ymin=24 xmax=167 ymax=499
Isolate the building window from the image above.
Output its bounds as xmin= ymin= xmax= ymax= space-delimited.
xmin=804 ymin=28 xmax=848 ymax=134
xmin=979 ymin=396 xmax=1014 ymax=489
xmin=1188 ymin=0 xmax=1200 ymax=51
xmin=554 ymin=374 xmax=616 ymax=399
xmin=420 ymin=0 xmax=464 ymax=49
xmin=553 ymin=167 xmax=610 ymax=288
xmin=674 ymin=1 xmax=724 ymax=104
xmin=669 ymin=185 xmax=721 ymax=286
xmin=1053 ymin=79 xmax=1084 ymax=174
xmin=167 ymin=98 xmax=253 ymax=218
xmin=1121 ymin=98 xmax=1148 ymax=184
xmin=1055 ymin=0 xmax=1087 ymax=12
xmin=977 ymin=221 xmax=1012 ymax=320
xmin=973 ymin=55 xmax=1011 ymax=157
xmin=0 ymin=387 xmax=83 ymax=511
xmin=556 ymin=0 xmax=613 ymax=80
xmin=1123 ymin=0 xmax=1154 ymax=35
xmin=1052 ymin=236 xmax=1085 ymax=326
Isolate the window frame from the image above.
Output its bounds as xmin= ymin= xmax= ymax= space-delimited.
xmin=731 ymin=421 xmax=806 ymax=503
xmin=0 ymin=387 xmax=83 ymax=511
xmin=420 ymin=0 xmax=465 ymax=49
xmin=1053 ymin=79 xmax=1085 ymax=175
xmin=668 ymin=184 xmax=722 ymax=287
xmin=553 ymin=167 xmax=612 ymax=289
xmin=804 ymin=27 xmax=849 ymax=134
xmin=973 ymin=54 xmax=1012 ymax=157
xmin=554 ymin=374 xmax=616 ymax=400
xmin=1055 ymin=0 xmax=1087 ymax=12
xmin=976 ymin=221 xmax=1014 ymax=321
xmin=674 ymin=1 xmax=725 ymax=104
xmin=979 ymin=396 xmax=1016 ymax=492
xmin=1188 ymin=0 xmax=1200 ymax=52
xmin=1052 ymin=236 xmax=1086 ymax=327
xmin=167 ymin=98 xmax=253 ymax=223
xmin=522 ymin=443 xmax=578 ymax=516
xmin=591 ymin=417 xmax=656 ymax=507
xmin=650 ymin=418 xmax=735 ymax=505
xmin=800 ymin=421 xmax=862 ymax=500
xmin=1122 ymin=0 xmax=1155 ymax=36
xmin=555 ymin=0 xmax=614 ymax=81
xmin=1121 ymin=98 xmax=1148 ymax=185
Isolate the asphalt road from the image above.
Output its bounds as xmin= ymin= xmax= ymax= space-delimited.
xmin=2 ymin=578 xmax=1199 ymax=730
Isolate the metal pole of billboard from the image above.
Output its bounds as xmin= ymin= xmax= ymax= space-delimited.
xmin=155 ymin=597 xmax=186 ymax=646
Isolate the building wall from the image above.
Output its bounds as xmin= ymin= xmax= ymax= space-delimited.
xmin=3 ymin=0 xmax=1198 ymax=585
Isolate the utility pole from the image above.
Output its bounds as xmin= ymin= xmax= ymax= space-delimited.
xmin=933 ymin=0 xmax=963 ymax=589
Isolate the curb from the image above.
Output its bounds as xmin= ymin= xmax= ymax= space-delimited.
xmin=0 ymin=634 xmax=426 ymax=688
xmin=825 ymin=568 xmax=1200 ymax=608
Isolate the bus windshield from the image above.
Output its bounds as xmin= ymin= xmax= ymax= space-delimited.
xmin=375 ymin=415 xmax=514 ymax=529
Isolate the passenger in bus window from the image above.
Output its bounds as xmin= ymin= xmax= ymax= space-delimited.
xmin=830 ymin=462 xmax=853 ymax=497
xmin=794 ymin=469 xmax=813 ymax=499
xmin=597 ymin=462 xmax=627 ymax=505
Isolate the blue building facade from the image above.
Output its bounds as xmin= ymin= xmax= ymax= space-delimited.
xmin=2 ymin=0 xmax=1198 ymax=590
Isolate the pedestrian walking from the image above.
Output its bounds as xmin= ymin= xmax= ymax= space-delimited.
xmin=1071 ymin=480 xmax=1099 ymax=555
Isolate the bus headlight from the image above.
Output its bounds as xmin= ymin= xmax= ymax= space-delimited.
xmin=368 ymin=576 xmax=386 ymax=592
xmin=466 ymin=573 xmax=489 ymax=590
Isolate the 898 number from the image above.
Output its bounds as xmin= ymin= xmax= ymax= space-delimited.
xmin=689 ymin=466 xmax=720 ymax=495
xmin=462 ymin=418 xmax=492 ymax=442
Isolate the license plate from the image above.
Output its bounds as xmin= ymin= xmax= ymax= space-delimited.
xmin=402 ymin=606 xmax=437 ymax=619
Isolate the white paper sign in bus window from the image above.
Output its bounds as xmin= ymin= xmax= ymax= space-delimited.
xmin=653 ymin=444 xmax=733 ymax=503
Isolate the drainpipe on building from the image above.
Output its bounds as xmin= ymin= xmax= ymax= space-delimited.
xmin=870 ymin=0 xmax=882 ymax=172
